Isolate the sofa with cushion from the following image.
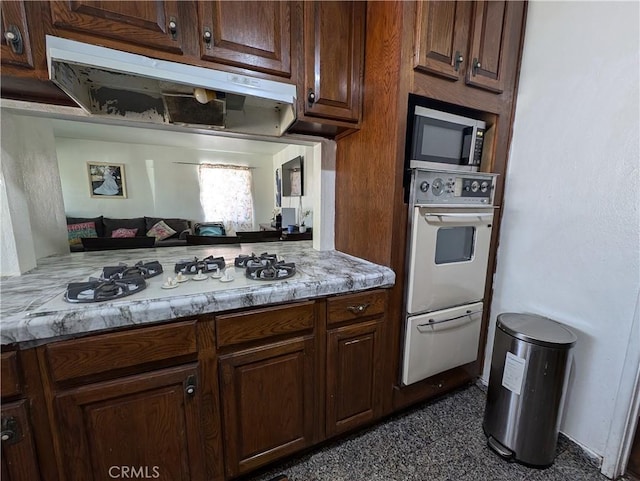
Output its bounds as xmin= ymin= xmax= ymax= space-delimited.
xmin=66 ymin=215 xmax=194 ymax=252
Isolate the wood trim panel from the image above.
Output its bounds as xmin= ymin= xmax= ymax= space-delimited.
xmin=1 ymin=351 xmax=22 ymax=399
xmin=327 ymin=290 xmax=386 ymax=326
xmin=216 ymin=301 xmax=315 ymax=348
xmin=45 ymin=320 xmax=197 ymax=384
xmin=196 ymin=317 xmax=225 ymax=481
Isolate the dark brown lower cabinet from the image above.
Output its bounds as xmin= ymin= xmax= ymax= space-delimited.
xmin=219 ymin=336 xmax=316 ymax=478
xmin=326 ymin=319 xmax=382 ymax=437
xmin=53 ymin=364 xmax=204 ymax=481
xmin=1 ymin=399 xmax=42 ymax=481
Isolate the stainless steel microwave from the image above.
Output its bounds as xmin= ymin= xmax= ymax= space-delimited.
xmin=409 ymin=106 xmax=486 ymax=172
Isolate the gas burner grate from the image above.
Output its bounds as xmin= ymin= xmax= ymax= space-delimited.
xmin=234 ymin=252 xmax=278 ymax=268
xmin=64 ymin=275 xmax=147 ymax=303
xmin=102 ymin=260 xmax=163 ymax=280
xmin=245 ymin=260 xmax=296 ymax=281
xmin=174 ymin=256 xmax=226 ymax=275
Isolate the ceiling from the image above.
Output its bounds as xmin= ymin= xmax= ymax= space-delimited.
xmin=49 ymin=118 xmax=295 ymax=155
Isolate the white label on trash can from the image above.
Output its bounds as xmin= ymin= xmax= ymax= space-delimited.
xmin=502 ymin=351 xmax=526 ymax=395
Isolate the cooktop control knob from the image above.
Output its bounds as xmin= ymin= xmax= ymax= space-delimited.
xmin=420 ymin=181 xmax=430 ymax=192
xmin=432 ymin=178 xmax=445 ymax=196
xmin=481 ymin=181 xmax=489 ymax=193
xmin=471 ymin=180 xmax=480 ymax=193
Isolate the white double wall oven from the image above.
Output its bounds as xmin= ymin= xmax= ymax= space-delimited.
xmin=402 ymin=168 xmax=497 ymax=386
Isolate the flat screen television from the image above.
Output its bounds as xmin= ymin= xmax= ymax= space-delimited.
xmin=281 ymin=156 xmax=303 ymax=197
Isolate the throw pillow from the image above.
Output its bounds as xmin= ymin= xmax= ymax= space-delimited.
xmin=67 ymin=222 xmax=98 ymax=246
xmin=146 ymin=220 xmax=177 ymax=241
xmin=111 ymin=227 xmax=138 ymax=238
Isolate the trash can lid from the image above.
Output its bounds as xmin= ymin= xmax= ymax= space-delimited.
xmin=497 ymin=313 xmax=577 ymax=348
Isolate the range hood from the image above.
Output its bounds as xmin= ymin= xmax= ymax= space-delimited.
xmin=45 ymin=36 xmax=296 ymax=137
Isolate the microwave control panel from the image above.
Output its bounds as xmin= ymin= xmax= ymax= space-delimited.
xmin=412 ymin=169 xmax=497 ymax=206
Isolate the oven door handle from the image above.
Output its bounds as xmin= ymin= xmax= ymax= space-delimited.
xmin=424 ymin=213 xmax=493 ymax=224
xmin=416 ymin=310 xmax=482 ymax=332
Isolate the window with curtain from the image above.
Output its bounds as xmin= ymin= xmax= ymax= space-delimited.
xmin=198 ymin=164 xmax=254 ymax=234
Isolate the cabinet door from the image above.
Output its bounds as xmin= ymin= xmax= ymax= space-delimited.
xmin=49 ymin=1 xmax=184 ymax=54
xmin=0 ymin=1 xmax=34 ymax=70
xmin=199 ymin=1 xmax=291 ymax=78
xmin=466 ymin=0 xmax=515 ymax=93
xmin=302 ymin=1 xmax=365 ymax=123
xmin=54 ymin=364 xmax=204 ymax=481
xmin=219 ymin=336 xmax=315 ymax=478
xmin=326 ymin=320 xmax=382 ymax=437
xmin=413 ymin=1 xmax=472 ymax=81
xmin=0 ymin=400 xmax=41 ymax=481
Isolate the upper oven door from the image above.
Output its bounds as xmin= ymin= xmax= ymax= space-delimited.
xmin=406 ymin=206 xmax=493 ymax=314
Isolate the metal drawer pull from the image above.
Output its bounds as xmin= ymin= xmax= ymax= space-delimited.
xmin=347 ymin=303 xmax=370 ymax=314
xmin=417 ymin=310 xmax=482 ymax=331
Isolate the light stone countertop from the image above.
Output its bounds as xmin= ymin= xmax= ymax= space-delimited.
xmin=0 ymin=242 xmax=395 ymax=345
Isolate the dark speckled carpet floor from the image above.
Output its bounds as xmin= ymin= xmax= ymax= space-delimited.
xmin=245 ymin=384 xmax=615 ymax=481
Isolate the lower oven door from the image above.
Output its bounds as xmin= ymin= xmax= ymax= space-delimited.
xmin=402 ymin=302 xmax=483 ymax=386
xmin=406 ymin=207 xmax=493 ymax=314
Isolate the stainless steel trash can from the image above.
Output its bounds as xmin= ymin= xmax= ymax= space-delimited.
xmin=483 ymin=313 xmax=577 ymax=468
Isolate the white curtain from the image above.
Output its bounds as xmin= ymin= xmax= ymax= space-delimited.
xmin=198 ymin=164 xmax=254 ymax=234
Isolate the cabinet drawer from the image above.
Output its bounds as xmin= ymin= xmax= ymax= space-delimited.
xmin=1 ymin=351 xmax=22 ymax=398
xmin=216 ymin=302 xmax=315 ymax=348
xmin=46 ymin=320 xmax=198 ymax=384
xmin=327 ymin=290 xmax=386 ymax=326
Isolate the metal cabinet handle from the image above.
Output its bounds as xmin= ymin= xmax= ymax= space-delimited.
xmin=185 ymin=375 xmax=197 ymax=397
xmin=4 ymin=25 xmax=23 ymax=55
xmin=1 ymin=416 xmax=19 ymax=445
xmin=168 ymin=17 xmax=178 ymax=40
xmin=307 ymin=90 xmax=316 ymax=105
xmin=203 ymin=27 xmax=212 ymax=48
xmin=472 ymin=58 xmax=481 ymax=75
xmin=454 ymin=51 xmax=464 ymax=71
xmin=347 ymin=303 xmax=370 ymax=315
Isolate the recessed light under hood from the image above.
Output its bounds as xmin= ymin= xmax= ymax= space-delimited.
xmin=46 ymin=36 xmax=296 ymax=137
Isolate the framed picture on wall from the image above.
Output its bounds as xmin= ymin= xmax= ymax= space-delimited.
xmin=87 ymin=162 xmax=127 ymax=199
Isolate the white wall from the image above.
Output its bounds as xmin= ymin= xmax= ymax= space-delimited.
xmin=1 ymin=113 xmax=68 ymax=275
xmin=483 ymin=1 xmax=640 ymax=474
xmin=274 ymin=144 xmax=317 ymax=227
xmin=56 ymin=138 xmax=276 ymax=229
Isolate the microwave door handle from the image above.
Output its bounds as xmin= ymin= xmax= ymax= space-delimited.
xmin=416 ymin=310 xmax=482 ymax=332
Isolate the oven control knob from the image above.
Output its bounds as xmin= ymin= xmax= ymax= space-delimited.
xmin=420 ymin=181 xmax=430 ymax=192
xmin=481 ymin=181 xmax=489 ymax=193
xmin=471 ymin=180 xmax=480 ymax=192
xmin=432 ymin=178 xmax=445 ymax=196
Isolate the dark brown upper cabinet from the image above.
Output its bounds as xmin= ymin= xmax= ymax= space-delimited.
xmin=1 ymin=1 xmax=34 ymax=70
xmin=301 ymin=0 xmax=365 ymax=124
xmin=414 ymin=0 xmax=524 ymax=94
xmin=198 ymin=1 xmax=292 ymax=78
xmin=413 ymin=1 xmax=472 ymax=82
xmin=48 ymin=1 xmax=185 ymax=55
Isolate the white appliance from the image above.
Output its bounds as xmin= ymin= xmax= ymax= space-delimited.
xmin=46 ymin=36 xmax=296 ymax=136
xmin=402 ymin=302 xmax=483 ymax=385
xmin=408 ymin=99 xmax=487 ymax=172
xmin=401 ymin=168 xmax=497 ymax=385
